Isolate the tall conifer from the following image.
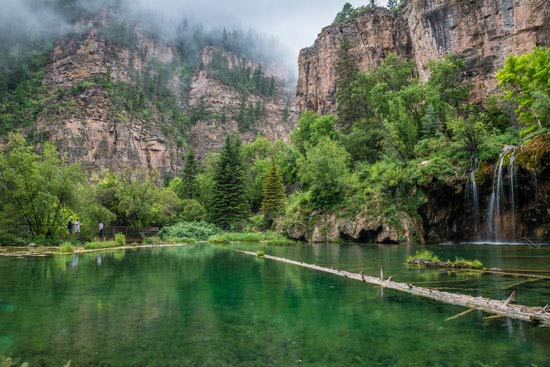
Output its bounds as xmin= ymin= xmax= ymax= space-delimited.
xmin=210 ymin=134 xmax=248 ymax=229
xmin=261 ymin=161 xmax=286 ymax=226
xmin=181 ymin=148 xmax=198 ymax=199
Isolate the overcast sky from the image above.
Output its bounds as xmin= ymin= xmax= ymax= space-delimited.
xmin=137 ymin=0 xmax=387 ymax=63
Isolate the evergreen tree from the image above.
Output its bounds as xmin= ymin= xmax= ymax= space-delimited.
xmin=210 ymin=134 xmax=249 ymax=229
xmin=261 ymin=161 xmax=286 ymax=226
xmin=181 ymin=149 xmax=198 ymax=199
xmin=336 ymin=39 xmax=362 ymax=127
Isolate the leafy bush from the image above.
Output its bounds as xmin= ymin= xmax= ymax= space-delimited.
xmin=207 ymin=231 xmax=294 ymax=245
xmin=177 ymin=199 xmax=208 ymax=222
xmin=114 ymin=233 xmax=126 ymax=246
xmin=407 ymin=249 xmax=440 ymax=263
xmin=143 ymin=236 xmax=162 ymax=245
xmin=256 ymin=250 xmax=265 ymax=257
xmin=0 ymin=232 xmax=27 ymax=246
xmin=158 ymin=221 xmax=221 ymax=241
xmin=84 ymin=240 xmax=119 ymax=250
xmin=449 ymin=257 xmax=484 ymax=269
xmin=59 ymin=243 xmax=75 ymax=253
xmin=164 ymin=237 xmax=197 ymax=244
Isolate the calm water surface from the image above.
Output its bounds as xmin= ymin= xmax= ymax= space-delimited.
xmin=0 ymin=243 xmax=549 ymax=366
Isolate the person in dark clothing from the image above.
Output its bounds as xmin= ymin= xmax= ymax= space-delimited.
xmin=98 ymin=221 xmax=104 ymax=240
xmin=67 ymin=219 xmax=74 ymax=235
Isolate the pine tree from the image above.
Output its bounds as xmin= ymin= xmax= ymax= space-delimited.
xmin=181 ymin=149 xmax=198 ymax=199
xmin=210 ymin=134 xmax=249 ymax=229
xmin=261 ymin=161 xmax=286 ymax=226
xmin=336 ymin=39 xmax=362 ymax=128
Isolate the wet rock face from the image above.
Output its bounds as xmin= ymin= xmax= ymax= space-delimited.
xmin=423 ymin=134 xmax=550 ymax=243
xmin=297 ymin=0 xmax=550 ymax=115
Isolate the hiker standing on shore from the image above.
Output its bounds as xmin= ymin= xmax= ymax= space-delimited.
xmin=67 ymin=219 xmax=74 ymax=235
xmin=74 ymin=220 xmax=81 ymax=235
xmin=99 ymin=221 xmax=104 ymax=240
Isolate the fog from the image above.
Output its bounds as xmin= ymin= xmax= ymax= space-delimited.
xmin=1 ymin=0 xmax=388 ymax=74
xmin=135 ymin=0 xmax=388 ymax=61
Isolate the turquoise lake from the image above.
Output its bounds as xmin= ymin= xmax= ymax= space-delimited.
xmin=1 ymin=243 xmax=549 ymax=366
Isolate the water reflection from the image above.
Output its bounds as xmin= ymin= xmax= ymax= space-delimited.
xmin=0 ymin=244 xmax=548 ymax=366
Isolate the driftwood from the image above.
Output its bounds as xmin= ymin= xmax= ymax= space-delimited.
xmin=236 ymin=250 xmax=550 ymax=325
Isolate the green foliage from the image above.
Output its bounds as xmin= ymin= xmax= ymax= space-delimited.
xmin=210 ymin=135 xmax=249 ymax=229
xmin=449 ymin=257 xmax=484 ymax=270
xmin=59 ymin=243 xmax=76 ymax=253
xmin=297 ymin=139 xmax=351 ymax=209
xmin=334 ymin=3 xmax=370 ymax=24
xmin=92 ymin=171 xmax=181 ymax=230
xmin=336 ymin=39 xmax=362 ymax=126
xmin=143 ymin=236 xmax=162 ymax=245
xmin=407 ymin=250 xmax=440 ymax=263
xmin=83 ymin=240 xmax=121 ymax=250
xmin=407 ymin=250 xmax=483 ymax=269
xmin=207 ymin=231 xmax=291 ymax=244
xmin=497 ymin=47 xmax=550 ymax=128
xmin=0 ymin=134 xmax=84 ymax=239
xmin=256 ymin=250 xmax=265 ymax=257
xmin=180 ymin=149 xmax=199 ymax=200
xmin=261 ymin=161 xmax=286 ymax=225
xmin=178 ymin=199 xmax=208 ymax=222
xmin=0 ymin=45 xmax=49 ymax=135
xmin=208 ymin=50 xmax=276 ymax=97
xmin=292 ymin=112 xmax=336 ymax=154
xmin=114 ymin=233 xmax=126 ymax=246
xmin=158 ymin=221 xmax=221 ymax=241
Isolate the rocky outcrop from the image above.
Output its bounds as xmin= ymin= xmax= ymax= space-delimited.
xmin=276 ymin=210 xmax=419 ymax=244
xmin=185 ymin=48 xmax=295 ymax=158
xmin=297 ymin=1 xmax=550 ymax=115
xmin=36 ymin=15 xmax=295 ymax=173
xmin=37 ymin=19 xmax=180 ymax=175
xmin=296 ymin=7 xmax=411 ymax=115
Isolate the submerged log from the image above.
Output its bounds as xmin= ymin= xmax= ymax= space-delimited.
xmin=236 ymin=250 xmax=550 ymax=325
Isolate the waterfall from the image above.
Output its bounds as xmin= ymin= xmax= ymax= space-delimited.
xmin=484 ymin=146 xmax=517 ymax=243
xmin=509 ymin=150 xmax=516 ymax=241
xmin=466 ymin=160 xmax=480 ymax=238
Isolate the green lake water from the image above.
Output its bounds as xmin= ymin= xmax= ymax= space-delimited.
xmin=0 ymin=243 xmax=549 ymax=366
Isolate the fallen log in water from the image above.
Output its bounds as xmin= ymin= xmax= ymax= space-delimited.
xmin=236 ymin=250 xmax=550 ymax=325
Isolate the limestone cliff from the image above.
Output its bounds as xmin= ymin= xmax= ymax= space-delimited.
xmin=37 ymin=17 xmax=181 ymax=174
xmin=185 ymin=47 xmax=295 ymax=159
xmin=297 ymin=0 xmax=550 ymax=115
xmin=36 ymin=13 xmax=295 ymax=174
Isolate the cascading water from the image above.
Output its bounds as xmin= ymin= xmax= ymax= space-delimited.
xmin=483 ymin=146 xmax=517 ymax=243
xmin=465 ymin=160 xmax=480 ymax=239
xmin=509 ymin=150 xmax=516 ymax=240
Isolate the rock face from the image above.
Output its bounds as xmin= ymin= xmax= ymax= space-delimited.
xmin=297 ymin=0 xmax=550 ymax=115
xmin=276 ymin=209 xmax=419 ymax=244
xmin=296 ymin=8 xmax=411 ymax=114
xmin=36 ymin=15 xmax=295 ymax=174
xmin=37 ymin=19 xmax=180 ymax=174
xmin=185 ymin=48 xmax=295 ymax=159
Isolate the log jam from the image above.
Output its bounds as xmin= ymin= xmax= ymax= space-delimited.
xmin=236 ymin=250 xmax=550 ymax=325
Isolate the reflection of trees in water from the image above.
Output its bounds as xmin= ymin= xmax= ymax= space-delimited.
xmin=1 ymin=244 xmax=550 ymax=366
